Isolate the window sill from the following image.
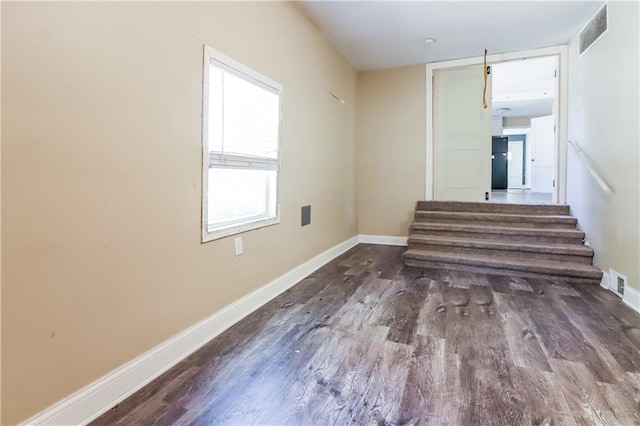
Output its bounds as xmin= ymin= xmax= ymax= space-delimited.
xmin=202 ymin=215 xmax=279 ymax=242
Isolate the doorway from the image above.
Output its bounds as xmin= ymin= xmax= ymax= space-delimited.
xmin=490 ymin=56 xmax=557 ymax=204
xmin=426 ymin=47 xmax=567 ymax=204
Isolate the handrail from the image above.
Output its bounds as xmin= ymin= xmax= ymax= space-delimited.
xmin=567 ymin=139 xmax=614 ymax=195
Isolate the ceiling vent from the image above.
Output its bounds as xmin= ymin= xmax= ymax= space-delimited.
xmin=579 ymin=3 xmax=608 ymax=56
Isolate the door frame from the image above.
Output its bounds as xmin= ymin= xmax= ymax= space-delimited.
xmin=425 ymin=45 xmax=568 ymax=203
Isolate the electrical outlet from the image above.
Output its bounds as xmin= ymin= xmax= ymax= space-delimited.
xmin=234 ymin=237 xmax=243 ymax=256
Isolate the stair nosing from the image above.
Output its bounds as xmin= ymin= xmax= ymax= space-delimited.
xmin=415 ymin=201 xmax=571 ymax=213
xmin=410 ymin=222 xmax=585 ymax=237
xmin=408 ymin=235 xmax=593 ymax=256
xmin=403 ymin=249 xmax=601 ymax=278
xmin=417 ymin=201 xmax=570 ymax=208
xmin=414 ymin=211 xmax=577 ymax=222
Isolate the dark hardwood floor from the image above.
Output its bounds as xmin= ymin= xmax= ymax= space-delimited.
xmin=93 ymin=244 xmax=640 ymax=425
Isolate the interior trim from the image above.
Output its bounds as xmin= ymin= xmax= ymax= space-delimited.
xmin=600 ymin=270 xmax=640 ymax=314
xmin=425 ymin=45 xmax=569 ymax=204
xmin=624 ymin=286 xmax=640 ymax=314
xmin=359 ymin=234 xmax=409 ymax=246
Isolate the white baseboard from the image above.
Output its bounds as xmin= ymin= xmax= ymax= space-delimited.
xmin=599 ymin=270 xmax=610 ymax=290
xmin=22 ymin=235 xmax=360 ymax=426
xmin=623 ymin=285 xmax=640 ymax=314
xmin=599 ymin=270 xmax=640 ymax=314
xmin=359 ymin=234 xmax=408 ymax=246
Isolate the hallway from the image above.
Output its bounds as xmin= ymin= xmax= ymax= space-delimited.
xmin=492 ymin=189 xmax=553 ymax=204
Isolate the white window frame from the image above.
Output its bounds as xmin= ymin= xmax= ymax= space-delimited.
xmin=201 ymin=46 xmax=283 ymax=242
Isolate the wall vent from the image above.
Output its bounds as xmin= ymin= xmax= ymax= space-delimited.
xmin=609 ymin=268 xmax=627 ymax=298
xmin=617 ymin=276 xmax=625 ymax=295
xmin=579 ymin=4 xmax=608 ymax=56
xmin=301 ymin=205 xmax=311 ymax=226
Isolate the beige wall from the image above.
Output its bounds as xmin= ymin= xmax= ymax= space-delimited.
xmin=357 ymin=66 xmax=426 ymax=236
xmin=502 ymin=116 xmax=532 ymax=128
xmin=0 ymin=3 xmax=3 ymax=421
xmin=1 ymin=2 xmax=357 ymax=423
xmin=567 ymin=1 xmax=639 ymax=291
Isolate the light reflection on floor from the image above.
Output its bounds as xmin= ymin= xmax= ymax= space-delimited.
xmin=491 ymin=189 xmax=553 ymax=204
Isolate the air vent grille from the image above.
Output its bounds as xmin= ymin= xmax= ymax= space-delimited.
xmin=579 ymin=4 xmax=608 ymax=55
xmin=609 ymin=268 xmax=627 ymax=298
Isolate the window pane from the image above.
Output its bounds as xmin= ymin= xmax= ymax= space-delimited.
xmin=208 ymin=168 xmax=276 ymax=226
xmin=202 ymin=47 xmax=282 ymax=241
xmin=217 ymin=69 xmax=279 ymax=159
xmin=208 ymin=67 xmax=223 ymax=152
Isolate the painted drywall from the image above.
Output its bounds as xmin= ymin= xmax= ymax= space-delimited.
xmin=567 ymin=1 xmax=639 ymax=291
xmin=357 ymin=66 xmax=426 ymax=237
xmin=492 ymin=116 xmax=504 ymax=136
xmin=503 ymin=116 xmax=532 ymax=128
xmin=0 ymin=3 xmax=3 ymax=421
xmin=1 ymin=2 xmax=357 ymax=423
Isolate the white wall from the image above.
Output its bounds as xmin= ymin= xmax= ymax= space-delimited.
xmin=567 ymin=1 xmax=639 ymax=291
xmin=492 ymin=116 xmax=503 ymax=136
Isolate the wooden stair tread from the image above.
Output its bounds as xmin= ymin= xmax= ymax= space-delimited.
xmin=408 ymin=235 xmax=594 ymax=256
xmin=411 ymin=222 xmax=585 ymax=238
xmin=405 ymin=201 xmax=599 ymax=285
xmin=403 ymin=249 xmax=602 ymax=279
xmin=416 ymin=201 xmax=570 ymax=215
xmin=414 ymin=210 xmax=577 ymax=224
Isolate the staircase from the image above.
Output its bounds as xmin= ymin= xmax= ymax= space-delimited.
xmin=403 ymin=201 xmax=603 ymax=285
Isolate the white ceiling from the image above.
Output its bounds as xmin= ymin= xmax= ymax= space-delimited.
xmin=492 ymin=56 xmax=556 ymax=118
xmin=296 ymin=1 xmax=603 ymax=71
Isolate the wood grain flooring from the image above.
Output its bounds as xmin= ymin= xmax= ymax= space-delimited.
xmin=93 ymin=244 xmax=640 ymax=426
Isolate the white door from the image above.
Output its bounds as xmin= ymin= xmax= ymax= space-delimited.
xmin=508 ymin=140 xmax=524 ymax=188
xmin=530 ymin=115 xmax=555 ymax=193
xmin=435 ymin=65 xmax=492 ymax=201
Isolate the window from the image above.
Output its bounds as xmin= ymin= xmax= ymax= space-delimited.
xmin=201 ymin=46 xmax=282 ymax=242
